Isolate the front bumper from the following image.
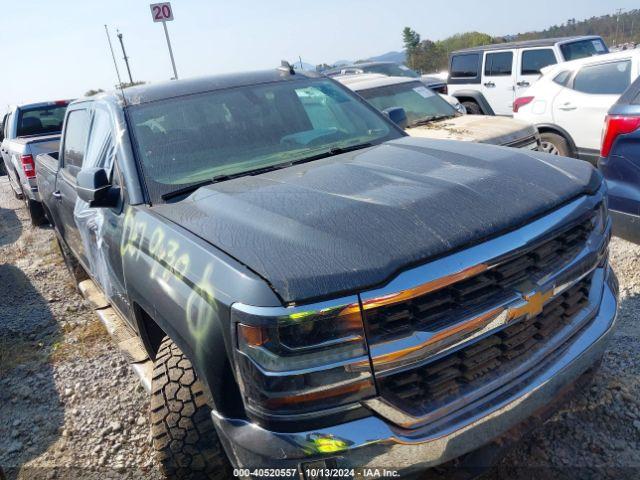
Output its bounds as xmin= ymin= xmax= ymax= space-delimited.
xmin=213 ymin=266 xmax=618 ymax=476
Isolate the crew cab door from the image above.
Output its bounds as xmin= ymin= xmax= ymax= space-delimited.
xmin=56 ymin=107 xmax=91 ymax=265
xmin=553 ymin=58 xmax=633 ymax=160
xmin=516 ymin=47 xmax=558 ymax=96
xmin=79 ymin=104 xmax=130 ymax=319
xmin=481 ymin=50 xmax=515 ymax=115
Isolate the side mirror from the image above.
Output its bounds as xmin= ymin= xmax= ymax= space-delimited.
xmin=76 ymin=167 xmax=118 ymax=207
xmin=382 ymin=107 xmax=408 ymax=130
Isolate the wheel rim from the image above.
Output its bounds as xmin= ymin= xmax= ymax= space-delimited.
xmin=540 ymin=140 xmax=560 ymax=155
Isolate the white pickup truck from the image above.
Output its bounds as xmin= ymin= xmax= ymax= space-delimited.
xmin=1 ymin=100 xmax=70 ymax=224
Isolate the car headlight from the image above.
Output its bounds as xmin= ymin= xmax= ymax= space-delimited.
xmin=231 ymin=297 xmax=375 ymax=419
xmin=592 ymin=200 xmax=608 ymax=234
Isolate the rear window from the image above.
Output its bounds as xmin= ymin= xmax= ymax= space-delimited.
xmin=16 ymin=103 xmax=68 ymax=137
xmin=521 ymin=49 xmax=557 ymax=75
xmin=484 ymin=52 xmax=513 ymax=76
xmin=560 ymin=39 xmax=608 ymax=61
xmin=573 ymin=60 xmax=631 ymax=95
xmin=451 ymin=54 xmax=479 ymax=78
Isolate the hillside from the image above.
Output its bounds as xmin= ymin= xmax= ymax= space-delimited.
xmin=323 ymin=8 xmax=640 ymax=73
xmin=513 ymin=9 xmax=640 ymax=46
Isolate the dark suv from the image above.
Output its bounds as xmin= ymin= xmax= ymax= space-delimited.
xmin=599 ymin=75 xmax=640 ymax=243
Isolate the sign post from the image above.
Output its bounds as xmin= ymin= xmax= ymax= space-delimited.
xmin=150 ymin=2 xmax=178 ymax=80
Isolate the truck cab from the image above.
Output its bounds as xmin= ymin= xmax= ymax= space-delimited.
xmin=448 ymin=36 xmax=609 ymax=116
xmin=1 ymin=100 xmax=70 ymax=224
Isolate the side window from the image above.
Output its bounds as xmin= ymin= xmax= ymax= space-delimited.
xmin=553 ymin=71 xmax=572 ymax=87
xmin=62 ymin=109 xmax=91 ymax=177
xmin=484 ymin=52 xmax=513 ymax=76
xmin=573 ymin=60 xmax=631 ymax=95
xmin=451 ymin=54 xmax=480 ymax=78
xmin=84 ymin=108 xmax=115 ymax=171
xmin=521 ymin=49 xmax=557 ymax=75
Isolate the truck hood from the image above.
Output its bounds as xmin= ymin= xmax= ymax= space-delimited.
xmin=406 ymin=115 xmax=536 ymax=146
xmin=153 ymin=137 xmax=600 ymax=304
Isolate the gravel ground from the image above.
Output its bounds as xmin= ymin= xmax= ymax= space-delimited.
xmin=0 ymin=177 xmax=162 ymax=479
xmin=0 ymin=175 xmax=638 ymax=479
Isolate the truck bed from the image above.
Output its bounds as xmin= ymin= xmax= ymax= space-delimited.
xmin=9 ymin=134 xmax=61 ymax=157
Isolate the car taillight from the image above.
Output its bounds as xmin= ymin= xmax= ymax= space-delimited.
xmin=231 ymin=297 xmax=374 ymax=419
xmin=21 ymin=155 xmax=35 ymax=179
xmin=513 ymin=96 xmax=534 ymax=113
xmin=601 ymin=115 xmax=640 ymax=157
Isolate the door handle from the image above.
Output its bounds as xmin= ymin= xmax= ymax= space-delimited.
xmin=53 ymin=190 xmax=62 ymax=199
xmin=558 ymin=103 xmax=577 ymax=111
xmin=517 ymin=81 xmax=530 ymax=87
xmin=483 ymin=81 xmax=496 ymax=88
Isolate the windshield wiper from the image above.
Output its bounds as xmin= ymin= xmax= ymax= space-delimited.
xmin=410 ymin=115 xmax=454 ymax=127
xmin=161 ymin=162 xmax=295 ymax=201
xmin=290 ymin=142 xmax=373 ymax=166
xmin=160 ymin=142 xmax=373 ymax=201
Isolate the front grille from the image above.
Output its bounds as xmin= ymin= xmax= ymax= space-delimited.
xmin=378 ymin=275 xmax=593 ymax=418
xmin=366 ymin=216 xmax=594 ymax=343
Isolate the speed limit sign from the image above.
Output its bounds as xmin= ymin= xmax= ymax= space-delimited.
xmin=150 ymin=2 xmax=174 ymax=22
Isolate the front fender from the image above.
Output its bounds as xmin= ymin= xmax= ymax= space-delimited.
xmin=450 ymin=90 xmax=495 ymax=116
xmin=119 ymin=205 xmax=281 ymax=413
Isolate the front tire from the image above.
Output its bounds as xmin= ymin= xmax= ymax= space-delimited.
xmin=462 ymin=101 xmax=482 ymax=115
xmin=150 ymin=336 xmax=232 ymax=479
xmin=539 ymin=132 xmax=572 ymax=157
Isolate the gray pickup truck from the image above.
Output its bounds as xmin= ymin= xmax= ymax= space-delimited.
xmin=1 ymin=100 xmax=70 ymax=224
xmin=36 ymin=67 xmax=617 ymax=479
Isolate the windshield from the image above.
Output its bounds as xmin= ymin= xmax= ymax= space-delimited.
xmin=357 ymin=81 xmax=457 ymax=127
xmin=128 ymin=78 xmax=400 ymax=202
xmin=365 ymin=64 xmax=420 ymax=78
xmin=560 ymin=39 xmax=608 ymax=61
xmin=17 ymin=103 xmax=68 ymax=137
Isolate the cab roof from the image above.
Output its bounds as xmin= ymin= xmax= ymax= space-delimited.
xmin=452 ymin=36 xmax=604 ymax=55
xmin=335 ymin=73 xmax=419 ymax=91
xmin=101 ymin=68 xmax=321 ymax=106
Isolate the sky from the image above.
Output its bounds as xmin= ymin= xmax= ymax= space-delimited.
xmin=0 ymin=0 xmax=637 ymax=108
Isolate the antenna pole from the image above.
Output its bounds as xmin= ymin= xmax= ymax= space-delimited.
xmin=117 ymin=30 xmax=134 ymax=84
xmin=104 ymin=25 xmax=123 ymax=89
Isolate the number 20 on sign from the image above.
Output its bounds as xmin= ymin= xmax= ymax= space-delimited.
xmin=150 ymin=2 xmax=174 ymax=22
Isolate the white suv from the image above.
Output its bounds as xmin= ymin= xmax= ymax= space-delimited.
xmin=447 ymin=36 xmax=609 ymax=116
xmin=514 ymin=50 xmax=640 ymax=164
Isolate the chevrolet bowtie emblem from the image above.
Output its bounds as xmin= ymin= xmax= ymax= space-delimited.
xmin=508 ymin=287 xmax=555 ymax=320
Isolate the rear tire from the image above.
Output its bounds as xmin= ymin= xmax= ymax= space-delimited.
xmin=22 ymin=185 xmax=46 ymax=226
xmin=462 ymin=101 xmax=482 ymax=115
xmin=150 ymin=336 xmax=232 ymax=480
xmin=10 ymin=172 xmax=23 ymax=199
xmin=539 ymin=132 xmax=572 ymax=157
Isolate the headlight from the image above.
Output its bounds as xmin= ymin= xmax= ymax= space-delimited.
xmin=592 ymin=201 xmax=608 ymax=234
xmin=232 ymin=297 xmax=375 ymax=419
